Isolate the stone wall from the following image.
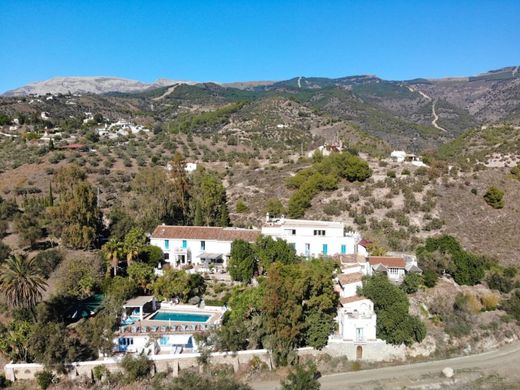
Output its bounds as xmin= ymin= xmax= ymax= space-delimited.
xmin=4 ymin=348 xmax=317 ymax=383
xmin=325 ymin=339 xmax=406 ymax=361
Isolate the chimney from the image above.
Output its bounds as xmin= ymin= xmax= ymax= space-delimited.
xmin=266 ymin=212 xmax=270 ymax=222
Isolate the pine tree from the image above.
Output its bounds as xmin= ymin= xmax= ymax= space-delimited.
xmin=48 ymin=182 xmax=54 ymax=207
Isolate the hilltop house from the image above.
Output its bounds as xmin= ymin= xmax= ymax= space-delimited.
xmin=150 ymin=225 xmax=260 ymax=270
xmin=261 ymin=215 xmax=368 ymax=258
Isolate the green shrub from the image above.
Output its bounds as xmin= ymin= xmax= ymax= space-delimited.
xmin=483 ymin=186 xmax=504 ymax=209
xmin=486 ymin=272 xmax=513 ymax=293
xmin=236 ymin=199 xmax=249 ymax=213
xmin=120 ymin=354 xmax=153 ymax=383
xmin=401 ymin=273 xmax=423 ymax=294
xmin=511 ymin=165 xmax=520 ymax=180
xmin=35 ymin=370 xmax=56 ymax=390
xmin=423 ymin=270 xmax=438 ymax=288
xmin=93 ymin=365 xmax=109 ymax=382
xmin=0 ymin=374 xmax=12 ymax=388
xmin=503 ymin=290 xmax=520 ymax=322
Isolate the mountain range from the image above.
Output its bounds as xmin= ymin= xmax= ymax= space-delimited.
xmin=1 ymin=66 xmax=518 ymax=151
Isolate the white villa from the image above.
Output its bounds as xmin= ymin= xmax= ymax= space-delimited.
xmin=114 ymin=297 xmax=226 ymax=355
xmin=150 ymin=225 xmax=260 ymax=270
xmin=261 ymin=215 xmax=368 ymax=258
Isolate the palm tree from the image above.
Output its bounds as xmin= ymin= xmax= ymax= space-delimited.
xmin=0 ymin=254 xmax=47 ymax=309
xmin=102 ymin=239 xmax=123 ymax=276
xmin=123 ymin=228 xmax=146 ymax=266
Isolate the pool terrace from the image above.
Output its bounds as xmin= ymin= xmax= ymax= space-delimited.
xmin=118 ymin=300 xmax=226 ymax=336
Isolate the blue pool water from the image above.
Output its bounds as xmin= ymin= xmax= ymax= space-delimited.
xmin=150 ymin=311 xmax=210 ymax=322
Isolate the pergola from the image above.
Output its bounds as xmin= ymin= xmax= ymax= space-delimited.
xmin=122 ymin=296 xmax=156 ymax=321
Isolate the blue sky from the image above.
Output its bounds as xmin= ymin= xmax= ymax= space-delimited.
xmin=1 ymin=0 xmax=519 ymax=92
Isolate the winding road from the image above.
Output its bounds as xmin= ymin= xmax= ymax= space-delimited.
xmin=431 ymin=99 xmax=448 ymax=133
xmin=251 ymin=342 xmax=520 ymax=389
xmin=406 ymin=85 xmax=447 ymax=133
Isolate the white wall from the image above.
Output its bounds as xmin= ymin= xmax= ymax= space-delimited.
xmin=150 ymin=238 xmax=232 ymax=268
xmin=113 ymin=335 xmax=157 ymax=354
xmin=261 ymin=225 xmax=362 ymax=258
xmin=387 ymin=268 xmax=406 ymax=282
xmin=340 ymin=281 xmax=362 ymax=298
xmin=338 ymin=299 xmax=377 ymax=342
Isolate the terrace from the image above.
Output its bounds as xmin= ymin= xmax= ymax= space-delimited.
xmin=117 ymin=299 xmax=226 ymax=336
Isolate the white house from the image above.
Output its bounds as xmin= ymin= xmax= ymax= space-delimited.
xmin=390 ymin=150 xmax=427 ymax=167
xmin=337 ymin=296 xmax=377 ymax=342
xmin=150 ymin=225 xmax=260 ymax=270
xmin=334 ymin=261 xmax=377 ymax=343
xmin=368 ymin=256 xmax=422 ymax=283
xmin=336 ymin=272 xmax=363 ymax=298
xmin=261 ymin=215 xmax=368 ymax=258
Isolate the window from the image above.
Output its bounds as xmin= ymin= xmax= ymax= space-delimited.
xmin=305 ymin=243 xmax=310 ymax=256
xmin=121 ymin=337 xmax=134 ymax=346
xmin=341 ymin=244 xmax=346 ymax=254
xmin=182 ymin=240 xmax=187 ymax=249
xmin=356 ymin=328 xmax=364 ymax=341
xmin=201 ymin=241 xmax=206 ymax=251
xmin=313 ymin=230 xmax=326 ymax=236
xmin=322 ymin=244 xmax=328 ymax=255
xmin=284 ymin=229 xmax=296 ymax=235
xmin=389 ymin=268 xmax=399 ymax=275
xmin=289 ymin=243 xmax=296 ymax=249
xmin=164 ymin=239 xmax=169 ymax=250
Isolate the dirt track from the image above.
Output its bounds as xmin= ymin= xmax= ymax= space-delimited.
xmin=251 ymin=341 xmax=520 ymax=389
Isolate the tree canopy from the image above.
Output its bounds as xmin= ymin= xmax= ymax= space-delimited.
xmin=360 ymin=274 xmax=426 ymax=346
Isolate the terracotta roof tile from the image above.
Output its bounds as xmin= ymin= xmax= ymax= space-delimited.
xmin=337 ymin=272 xmax=364 ymax=285
xmin=151 ymin=225 xmax=260 ymax=242
xmin=368 ymin=256 xmax=405 ymax=268
xmin=340 ymin=296 xmax=368 ymax=305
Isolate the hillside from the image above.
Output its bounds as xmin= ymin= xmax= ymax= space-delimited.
xmin=1 ymin=67 xmax=520 ymax=266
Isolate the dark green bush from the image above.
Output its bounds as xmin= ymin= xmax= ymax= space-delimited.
xmin=423 ymin=270 xmax=438 ymax=288
xmin=483 ymin=186 xmax=504 ymax=209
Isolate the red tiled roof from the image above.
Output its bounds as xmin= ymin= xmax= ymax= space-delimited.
xmin=151 ymin=225 xmax=260 ymax=242
xmin=340 ymin=296 xmax=368 ymax=305
xmin=359 ymin=239 xmax=371 ymax=247
xmin=337 ymin=272 xmax=363 ymax=285
xmin=368 ymin=256 xmax=405 ymax=268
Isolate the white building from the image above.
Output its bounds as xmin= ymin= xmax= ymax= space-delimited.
xmin=334 ymin=261 xmax=377 ymax=343
xmin=337 ymin=296 xmax=377 ymax=342
xmin=261 ymin=215 xmax=368 ymax=258
xmin=390 ymin=150 xmax=427 ymax=167
xmin=150 ymin=225 xmax=260 ymax=270
xmin=368 ymin=255 xmax=422 ymax=283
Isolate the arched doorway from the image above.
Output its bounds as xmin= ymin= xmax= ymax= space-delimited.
xmin=356 ymin=345 xmax=363 ymax=360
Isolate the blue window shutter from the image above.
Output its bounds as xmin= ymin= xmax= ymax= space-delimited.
xmin=182 ymin=240 xmax=187 ymax=249
xmin=341 ymin=244 xmax=346 ymax=254
xmin=164 ymin=240 xmax=169 ymax=250
xmin=322 ymin=244 xmax=328 ymax=255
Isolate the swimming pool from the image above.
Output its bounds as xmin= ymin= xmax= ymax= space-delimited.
xmin=149 ymin=311 xmax=211 ymax=323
